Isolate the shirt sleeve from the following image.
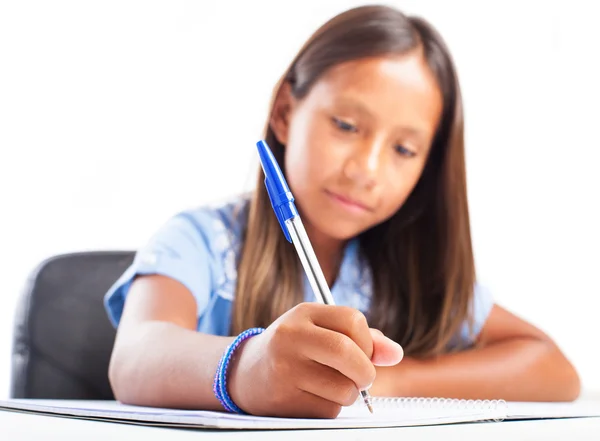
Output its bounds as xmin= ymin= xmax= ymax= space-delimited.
xmin=103 ymin=212 xmax=216 ymax=328
xmin=457 ymin=282 xmax=495 ymax=345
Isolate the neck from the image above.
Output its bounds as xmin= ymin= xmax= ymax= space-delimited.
xmin=302 ymin=222 xmax=346 ymax=287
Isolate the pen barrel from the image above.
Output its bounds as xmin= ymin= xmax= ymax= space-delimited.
xmin=286 ymin=216 xmax=375 ymax=412
xmin=285 ymin=217 xmax=336 ymax=305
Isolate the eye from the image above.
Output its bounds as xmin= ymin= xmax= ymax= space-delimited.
xmin=395 ymin=144 xmax=415 ymax=157
xmin=332 ymin=117 xmax=358 ymax=133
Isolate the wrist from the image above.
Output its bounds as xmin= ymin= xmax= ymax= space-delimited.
xmin=226 ymin=333 xmax=262 ymax=412
xmin=213 ymin=327 xmax=265 ymax=414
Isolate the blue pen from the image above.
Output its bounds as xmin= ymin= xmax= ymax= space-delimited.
xmin=255 ymin=139 xmax=374 ymax=414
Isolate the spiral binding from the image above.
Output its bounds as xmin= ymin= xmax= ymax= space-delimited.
xmin=360 ymin=397 xmax=508 ymax=422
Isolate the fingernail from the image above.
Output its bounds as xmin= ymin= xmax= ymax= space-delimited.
xmin=386 ymin=336 xmax=400 ymax=346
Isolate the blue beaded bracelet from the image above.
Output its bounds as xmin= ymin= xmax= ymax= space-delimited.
xmin=213 ymin=327 xmax=265 ymax=413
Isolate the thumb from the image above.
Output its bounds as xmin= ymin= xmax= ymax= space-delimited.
xmin=369 ymin=328 xmax=404 ymax=366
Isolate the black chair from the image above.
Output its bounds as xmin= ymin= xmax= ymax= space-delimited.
xmin=10 ymin=251 xmax=134 ymax=399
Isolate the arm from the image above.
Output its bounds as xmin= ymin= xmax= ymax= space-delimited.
xmin=109 ymin=273 xmax=403 ymax=416
xmin=371 ymin=305 xmax=581 ymax=402
xmin=108 ymin=274 xmax=235 ymax=410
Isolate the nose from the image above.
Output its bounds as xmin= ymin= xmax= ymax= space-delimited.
xmin=342 ymin=139 xmax=384 ymax=188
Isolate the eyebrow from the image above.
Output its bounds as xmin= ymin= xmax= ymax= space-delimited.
xmin=333 ymin=97 xmax=429 ymax=147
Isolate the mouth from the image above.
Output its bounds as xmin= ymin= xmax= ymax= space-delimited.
xmin=325 ymin=190 xmax=373 ymax=213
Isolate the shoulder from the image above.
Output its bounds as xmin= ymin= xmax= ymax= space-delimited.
xmin=136 ymin=193 xmax=251 ymax=266
xmin=175 ymin=193 xmax=251 ymax=247
xmin=175 ymin=193 xmax=251 ymax=300
xmin=103 ymin=193 xmax=252 ymax=328
xmin=453 ymin=281 xmax=495 ymax=347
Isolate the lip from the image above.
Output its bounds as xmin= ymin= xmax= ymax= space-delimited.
xmin=325 ymin=190 xmax=373 ymax=213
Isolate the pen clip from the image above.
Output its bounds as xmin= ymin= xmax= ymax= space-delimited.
xmin=264 ymin=176 xmax=293 ymax=243
xmin=256 ymin=140 xmax=298 ymax=243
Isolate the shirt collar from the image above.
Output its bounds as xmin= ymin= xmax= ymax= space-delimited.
xmin=333 ymin=238 xmax=373 ymax=307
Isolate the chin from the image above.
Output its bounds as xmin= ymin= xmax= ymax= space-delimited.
xmin=312 ymin=218 xmax=371 ymax=242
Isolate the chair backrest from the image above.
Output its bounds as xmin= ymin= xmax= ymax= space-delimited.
xmin=10 ymin=251 xmax=134 ymax=399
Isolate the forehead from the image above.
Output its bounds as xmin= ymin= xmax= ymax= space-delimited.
xmin=305 ymin=53 xmax=443 ymax=133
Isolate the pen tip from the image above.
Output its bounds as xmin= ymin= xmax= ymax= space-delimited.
xmin=360 ymin=389 xmax=374 ymax=414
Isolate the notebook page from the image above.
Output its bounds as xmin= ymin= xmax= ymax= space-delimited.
xmin=507 ymin=401 xmax=600 ymax=420
xmin=0 ymin=398 xmax=507 ymax=429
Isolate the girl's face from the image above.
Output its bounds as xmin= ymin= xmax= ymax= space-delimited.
xmin=272 ymin=51 xmax=443 ymax=244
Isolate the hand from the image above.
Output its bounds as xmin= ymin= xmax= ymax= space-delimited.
xmin=227 ymin=302 xmax=403 ymax=418
xmin=369 ymin=327 xmax=405 ymax=366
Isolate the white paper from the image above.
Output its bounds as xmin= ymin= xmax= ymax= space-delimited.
xmin=1 ymin=398 xmax=598 ymax=430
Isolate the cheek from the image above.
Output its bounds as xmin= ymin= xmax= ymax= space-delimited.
xmin=380 ymin=163 xmax=426 ymax=215
xmin=283 ymin=114 xmax=336 ymax=189
xmin=283 ymin=114 xmax=311 ymax=186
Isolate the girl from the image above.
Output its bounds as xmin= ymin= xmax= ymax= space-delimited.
xmin=104 ymin=5 xmax=580 ymax=418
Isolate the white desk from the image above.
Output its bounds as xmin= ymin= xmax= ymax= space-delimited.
xmin=3 ymin=409 xmax=600 ymax=441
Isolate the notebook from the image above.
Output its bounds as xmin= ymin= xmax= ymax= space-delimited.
xmin=2 ymin=396 xmax=600 ymax=430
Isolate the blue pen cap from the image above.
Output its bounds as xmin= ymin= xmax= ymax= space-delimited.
xmin=256 ymin=140 xmax=298 ymax=242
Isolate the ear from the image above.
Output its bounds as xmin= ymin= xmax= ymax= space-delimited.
xmin=269 ymin=81 xmax=296 ymax=146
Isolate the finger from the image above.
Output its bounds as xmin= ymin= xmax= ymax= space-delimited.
xmin=299 ymin=303 xmax=374 ymax=359
xmin=369 ymin=328 xmax=404 ymax=366
xmin=266 ymin=389 xmax=342 ymax=419
xmin=297 ymin=360 xmax=360 ymax=407
xmin=298 ymin=325 xmax=376 ymax=390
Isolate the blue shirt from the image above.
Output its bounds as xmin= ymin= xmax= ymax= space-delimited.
xmin=104 ymin=194 xmax=494 ymax=344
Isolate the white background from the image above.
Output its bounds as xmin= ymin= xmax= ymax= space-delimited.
xmin=0 ymin=0 xmax=598 ymax=399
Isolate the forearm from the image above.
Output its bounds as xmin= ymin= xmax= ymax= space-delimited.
xmin=109 ymin=320 xmax=233 ymax=410
xmin=373 ymin=337 xmax=580 ymax=402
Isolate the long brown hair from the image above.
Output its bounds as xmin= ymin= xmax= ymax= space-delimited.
xmin=233 ymin=5 xmax=476 ymax=357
